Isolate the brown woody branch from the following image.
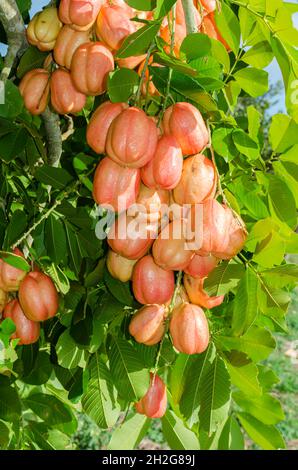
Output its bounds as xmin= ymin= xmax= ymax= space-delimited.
xmin=0 ymin=0 xmax=27 ymax=81
xmin=182 ymin=0 xmax=199 ymax=34
xmin=41 ymin=107 xmax=63 ymax=168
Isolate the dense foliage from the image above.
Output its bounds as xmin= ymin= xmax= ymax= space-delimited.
xmin=0 ymin=0 xmax=297 ymax=451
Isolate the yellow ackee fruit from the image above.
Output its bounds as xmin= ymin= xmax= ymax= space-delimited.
xmin=27 ymin=7 xmax=62 ymax=51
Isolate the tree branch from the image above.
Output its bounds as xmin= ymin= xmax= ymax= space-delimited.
xmin=0 ymin=0 xmax=27 ymax=81
xmin=41 ymin=107 xmax=63 ymax=167
xmin=182 ymin=0 xmax=199 ymax=35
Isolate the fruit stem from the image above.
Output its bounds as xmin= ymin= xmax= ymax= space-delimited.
xmin=135 ymin=40 xmax=155 ymax=107
xmin=157 ymin=5 xmax=176 ymax=126
xmin=207 ymin=124 xmax=247 ymax=232
xmin=169 ymin=270 xmax=183 ymax=311
xmin=206 ymin=121 xmax=227 ymax=204
xmin=152 ymin=270 xmax=183 ymax=378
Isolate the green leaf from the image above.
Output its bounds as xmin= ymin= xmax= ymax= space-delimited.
xmin=273 ymin=6 xmax=298 ymax=46
xmin=273 ymin=160 xmax=298 ymax=207
xmin=56 ymin=203 xmax=92 ymax=229
xmin=88 ymin=315 xmax=105 ymax=354
xmin=261 ymin=264 xmax=298 ymax=288
xmin=25 ymin=422 xmax=56 ymax=450
xmin=108 ymin=413 xmax=150 ymax=450
xmin=56 ymin=330 xmax=86 ymax=369
xmin=218 ymin=416 xmax=244 ymax=450
xmin=73 ymin=153 xmax=95 ymax=173
xmin=247 ymin=105 xmax=262 ymax=140
xmin=84 ymin=258 xmax=105 ymax=287
xmin=108 ymin=68 xmax=139 ymax=103
xmin=189 ymin=56 xmax=222 ymax=80
xmin=214 ymin=3 xmax=240 ymax=55
xmin=35 ymin=165 xmax=73 ymax=190
xmin=181 ymin=33 xmax=230 ymax=72
xmin=233 ymin=392 xmax=284 ymax=425
xmin=76 ymin=229 xmax=103 ymax=259
xmin=0 ymin=318 xmax=16 ymax=336
xmin=238 ymin=6 xmax=258 ymax=45
xmin=218 ymin=326 xmax=276 ymax=362
xmin=94 ymin=292 xmax=125 ymax=325
xmin=153 ymin=51 xmax=198 ymax=77
xmin=190 ymin=74 xmax=224 ymax=92
xmin=266 ymin=1 xmax=283 ymax=17
xmin=45 ymin=215 xmax=67 ymax=264
xmin=117 ymin=22 xmax=160 ymax=58
xmin=224 ymin=81 xmax=242 ymax=113
xmin=0 ymin=420 xmax=10 ymax=448
xmin=254 ymin=229 xmax=286 ymax=268
xmin=47 ymin=264 xmax=70 ymax=295
xmin=211 ymin=39 xmax=230 ymax=74
xmin=0 ymin=81 xmax=23 ymax=119
xmin=4 ymin=210 xmax=28 ymax=249
xmin=162 ymin=410 xmax=200 ymax=450
xmin=232 ymin=268 xmax=259 ymax=336
xmin=269 ymin=114 xmax=298 ymax=153
xmin=125 ymin=0 xmax=156 ymax=11
xmin=232 ymin=129 xmax=260 ymax=160
xmin=0 ymin=117 xmax=16 ymax=138
xmin=17 ymin=46 xmax=47 ymax=79
xmin=226 ymin=362 xmax=262 ymax=397
xmin=70 ymin=306 xmax=93 ymax=347
xmin=24 ymin=393 xmax=73 ymax=426
xmin=258 ymin=365 xmax=280 ymax=392
xmin=108 ymin=337 xmax=150 ymax=402
xmin=170 ymin=354 xmax=192 ymax=404
xmin=224 ymin=189 xmax=241 ymax=214
xmin=204 ymin=261 xmax=245 ymax=296
xmin=0 ymin=385 xmax=21 ymax=422
xmin=270 ymin=37 xmax=296 ymax=119
xmin=212 ymin=127 xmax=238 ymax=161
xmin=179 ymin=344 xmax=216 ymax=426
xmin=237 ymin=413 xmax=285 ymax=450
xmin=242 ymin=41 xmax=274 ymax=68
xmin=23 ymin=351 xmax=53 ymax=386
xmin=16 ymin=0 xmax=31 ymax=14
xmin=246 ymin=218 xmax=278 ymax=252
xmin=284 ymin=2 xmax=298 ymax=13
xmin=64 ymin=224 xmax=83 ymax=276
xmin=150 ymin=67 xmax=217 ymax=112
xmin=155 ymin=0 xmax=177 ymax=19
xmin=104 ymin=266 xmax=134 ymax=306
xmin=46 ymin=429 xmax=72 ymax=450
xmin=0 ymin=127 xmax=28 ymax=162
xmin=241 ymin=192 xmax=269 ymax=220
xmin=268 ymin=175 xmax=297 ymax=229
xmin=82 ymin=354 xmax=120 ymax=429
xmin=257 ymin=284 xmax=289 ymax=320
xmin=54 ymin=367 xmax=84 ymax=403
xmin=234 ymin=67 xmax=269 ymax=97
xmin=285 ymin=231 xmax=298 ymax=254
xmin=0 ymin=250 xmax=30 ymax=272
xmin=199 ymin=354 xmax=231 ymax=435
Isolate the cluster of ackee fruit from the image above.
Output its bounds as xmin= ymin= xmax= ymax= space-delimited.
xmin=16 ymin=0 xmax=243 ymax=419
xmin=0 ymin=250 xmax=59 ymax=345
xmin=89 ymin=99 xmax=247 ymax=418
xmin=19 ymin=0 xmax=228 ymax=115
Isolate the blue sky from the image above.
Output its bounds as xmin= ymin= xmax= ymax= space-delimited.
xmin=2 ymin=0 xmax=298 ymax=114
